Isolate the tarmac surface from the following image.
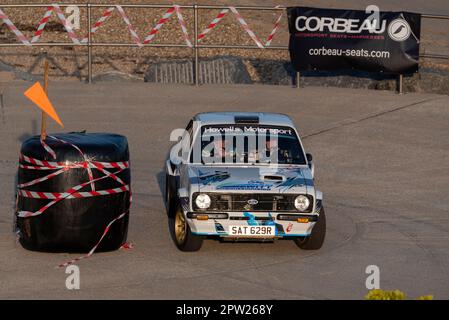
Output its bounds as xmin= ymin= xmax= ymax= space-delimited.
xmin=0 ymin=81 xmax=448 ymax=299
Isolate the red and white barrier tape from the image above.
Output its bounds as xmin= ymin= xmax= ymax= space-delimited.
xmin=143 ymin=5 xmax=192 ymax=47
xmin=229 ymin=6 xmax=264 ymax=49
xmin=120 ymin=242 xmax=134 ymax=250
xmin=32 ymin=5 xmax=115 ymax=44
xmin=2 ymin=3 xmax=282 ymax=48
xmin=143 ymin=6 xmax=175 ymax=44
xmin=81 ymin=6 xmax=115 ymax=43
xmin=18 ymin=167 xmax=70 ymax=189
xmin=17 ymin=136 xmax=132 ymax=267
xmin=197 ymin=7 xmax=283 ymax=47
xmin=31 ymin=6 xmax=53 ymax=44
xmin=18 ymin=155 xmax=128 ymax=192
xmin=265 ymin=11 xmax=283 ymax=47
xmin=46 ymin=135 xmax=96 ymax=190
xmin=115 ymin=5 xmax=143 ymax=47
xmin=18 ymin=167 xmax=127 ymax=218
xmin=19 ymin=154 xmax=129 ymax=170
xmin=4 ymin=4 xmax=80 ymax=45
xmin=198 ymin=9 xmax=229 ymax=41
xmin=58 ymin=208 xmax=129 ymax=268
xmin=40 ymin=138 xmax=57 ymax=159
xmin=0 ymin=8 xmax=31 ymax=46
xmin=174 ymin=5 xmax=192 ymax=48
xmin=18 ymin=184 xmax=130 ymax=200
xmin=51 ymin=3 xmax=81 ymax=44
xmin=19 ymin=135 xmax=128 ymax=198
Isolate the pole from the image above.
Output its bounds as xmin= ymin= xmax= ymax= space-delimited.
xmin=296 ymin=71 xmax=300 ymax=89
xmin=398 ymin=74 xmax=403 ymax=95
xmin=41 ymin=59 xmax=49 ymax=140
xmin=194 ymin=4 xmax=199 ymax=86
xmin=87 ymin=4 xmax=92 ymax=84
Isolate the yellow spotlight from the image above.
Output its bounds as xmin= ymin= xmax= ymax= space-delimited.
xmin=196 ymin=215 xmax=209 ymax=221
xmin=297 ymin=218 xmax=309 ymax=223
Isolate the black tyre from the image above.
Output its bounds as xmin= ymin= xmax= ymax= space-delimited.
xmin=171 ymin=204 xmax=203 ymax=252
xmin=165 ymin=173 xmax=176 ymax=218
xmin=294 ymin=207 xmax=326 ymax=250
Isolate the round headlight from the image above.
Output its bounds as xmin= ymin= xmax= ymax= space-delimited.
xmin=294 ymin=195 xmax=310 ymax=212
xmin=195 ymin=194 xmax=211 ymax=209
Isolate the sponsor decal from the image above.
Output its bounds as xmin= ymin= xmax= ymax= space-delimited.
xmin=217 ymin=180 xmax=272 ymax=191
xmin=387 ymin=18 xmax=411 ymax=42
xmin=243 ymin=212 xmax=285 ymax=236
xmin=294 ymin=15 xmax=386 ymax=34
xmin=197 ymin=170 xmax=230 ymax=185
xmin=274 ymin=174 xmax=314 ymax=191
xmin=288 ymin=6 xmax=421 ymax=74
xmin=203 ymin=126 xmax=293 ymax=136
xmin=214 ymin=221 xmax=227 ymax=234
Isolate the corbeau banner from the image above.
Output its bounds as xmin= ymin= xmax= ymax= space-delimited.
xmin=288 ymin=7 xmax=421 ymax=74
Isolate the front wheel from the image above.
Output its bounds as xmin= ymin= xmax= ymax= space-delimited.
xmin=171 ymin=204 xmax=203 ymax=252
xmin=165 ymin=173 xmax=176 ymax=218
xmin=294 ymin=207 xmax=326 ymax=250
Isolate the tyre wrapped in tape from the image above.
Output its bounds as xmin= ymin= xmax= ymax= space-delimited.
xmin=16 ymin=132 xmax=130 ymax=252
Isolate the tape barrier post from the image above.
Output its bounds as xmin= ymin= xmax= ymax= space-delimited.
xmin=296 ymin=72 xmax=300 ymax=89
xmin=41 ymin=60 xmax=49 ymax=141
xmin=194 ymin=4 xmax=199 ymax=86
xmin=87 ymin=4 xmax=92 ymax=84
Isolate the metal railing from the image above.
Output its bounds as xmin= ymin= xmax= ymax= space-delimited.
xmin=1 ymin=3 xmax=449 ymax=90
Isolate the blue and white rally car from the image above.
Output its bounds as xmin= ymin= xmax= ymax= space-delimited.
xmin=165 ymin=112 xmax=325 ymax=251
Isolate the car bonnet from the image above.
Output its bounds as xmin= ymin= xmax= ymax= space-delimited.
xmin=189 ymin=166 xmax=314 ymax=194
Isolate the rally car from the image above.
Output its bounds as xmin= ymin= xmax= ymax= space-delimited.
xmin=165 ymin=112 xmax=325 ymax=251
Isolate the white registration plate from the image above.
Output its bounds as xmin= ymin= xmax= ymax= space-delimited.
xmin=228 ymin=225 xmax=275 ymax=237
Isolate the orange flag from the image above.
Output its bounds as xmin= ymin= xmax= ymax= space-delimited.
xmin=24 ymin=82 xmax=64 ymax=127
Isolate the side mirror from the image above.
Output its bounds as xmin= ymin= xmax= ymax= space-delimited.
xmin=306 ymin=153 xmax=313 ymax=163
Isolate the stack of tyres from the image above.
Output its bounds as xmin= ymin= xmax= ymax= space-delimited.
xmin=16 ymin=132 xmax=131 ymax=252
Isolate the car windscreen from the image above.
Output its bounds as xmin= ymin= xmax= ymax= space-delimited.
xmin=195 ymin=124 xmax=306 ymax=165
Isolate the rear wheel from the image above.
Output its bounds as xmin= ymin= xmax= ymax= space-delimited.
xmin=294 ymin=207 xmax=326 ymax=250
xmin=171 ymin=204 xmax=203 ymax=252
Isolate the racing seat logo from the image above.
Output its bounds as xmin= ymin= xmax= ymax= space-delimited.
xmin=388 ymin=18 xmax=411 ymax=42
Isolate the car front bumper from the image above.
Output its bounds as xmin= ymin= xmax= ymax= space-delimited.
xmin=186 ymin=211 xmax=318 ymax=238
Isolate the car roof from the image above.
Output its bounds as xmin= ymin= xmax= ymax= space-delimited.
xmin=193 ymin=112 xmax=296 ymax=127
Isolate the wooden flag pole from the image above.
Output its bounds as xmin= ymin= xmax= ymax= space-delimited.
xmin=41 ymin=59 xmax=49 ymax=140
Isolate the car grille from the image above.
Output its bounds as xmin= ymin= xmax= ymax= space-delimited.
xmin=193 ymin=193 xmax=313 ymax=212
